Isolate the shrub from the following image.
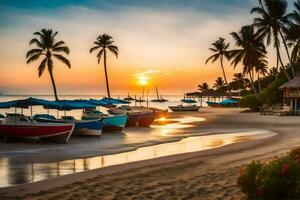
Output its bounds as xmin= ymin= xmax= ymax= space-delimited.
xmin=238 ymin=94 xmax=262 ymax=111
xmin=238 ymin=149 xmax=300 ymax=200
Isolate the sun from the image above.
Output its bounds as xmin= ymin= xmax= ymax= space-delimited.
xmin=138 ymin=75 xmax=149 ymax=86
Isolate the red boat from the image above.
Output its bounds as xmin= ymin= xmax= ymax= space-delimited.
xmin=0 ymin=114 xmax=74 ymax=143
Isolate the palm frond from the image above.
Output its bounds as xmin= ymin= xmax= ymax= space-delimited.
xmin=26 ymin=53 xmax=42 ymax=64
xmin=26 ymin=49 xmax=43 ymax=58
xmin=90 ymin=46 xmax=100 ymax=53
xmin=53 ymin=54 xmax=71 ymax=68
xmin=53 ymin=46 xmax=70 ymax=54
xmin=38 ymin=58 xmax=47 ymax=77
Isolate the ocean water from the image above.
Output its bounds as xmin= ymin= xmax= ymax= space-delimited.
xmin=0 ymin=95 xmax=212 ymax=119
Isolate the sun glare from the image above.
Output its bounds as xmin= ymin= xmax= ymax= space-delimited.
xmin=138 ymin=75 xmax=149 ymax=86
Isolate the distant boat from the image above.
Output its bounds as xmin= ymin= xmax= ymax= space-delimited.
xmin=124 ymin=93 xmax=135 ymax=101
xmin=33 ymin=114 xmax=103 ymax=137
xmin=151 ymin=86 xmax=168 ymax=102
xmin=168 ymin=97 xmax=200 ymax=112
xmin=0 ymin=114 xmax=74 ymax=143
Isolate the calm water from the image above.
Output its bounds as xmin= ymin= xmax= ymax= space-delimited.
xmin=0 ymin=95 xmax=218 ymax=119
xmin=0 ymin=130 xmax=275 ymax=188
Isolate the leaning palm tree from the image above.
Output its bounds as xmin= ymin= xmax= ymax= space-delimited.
xmin=198 ymin=82 xmax=210 ymax=92
xmin=255 ymin=59 xmax=268 ymax=92
xmin=213 ymin=77 xmax=225 ymax=90
xmin=230 ymin=25 xmax=267 ymax=98
xmin=205 ymin=37 xmax=231 ymax=95
xmin=251 ymin=0 xmax=295 ymax=79
xmin=90 ymin=34 xmax=118 ymax=99
xmin=26 ymin=29 xmax=71 ymax=101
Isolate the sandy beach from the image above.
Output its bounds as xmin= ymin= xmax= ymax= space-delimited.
xmin=1 ymin=107 xmax=300 ymax=199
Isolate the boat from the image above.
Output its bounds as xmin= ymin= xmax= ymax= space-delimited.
xmin=124 ymin=93 xmax=135 ymax=101
xmin=82 ymin=108 xmax=127 ymax=132
xmin=168 ymin=98 xmax=200 ymax=112
xmin=0 ymin=114 xmax=74 ymax=143
xmin=206 ymin=99 xmax=238 ymax=108
xmin=206 ymin=101 xmax=222 ymax=107
xmin=108 ymin=106 xmax=156 ymax=127
xmin=151 ymin=86 xmax=168 ymax=102
xmin=33 ymin=114 xmax=103 ymax=137
xmin=168 ymin=105 xmax=201 ymax=112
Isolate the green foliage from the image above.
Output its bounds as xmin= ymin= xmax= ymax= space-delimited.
xmin=258 ymin=76 xmax=287 ymax=106
xmin=239 ymin=76 xmax=288 ymax=110
xmin=238 ymin=149 xmax=300 ymax=200
xmin=239 ymin=94 xmax=261 ymax=111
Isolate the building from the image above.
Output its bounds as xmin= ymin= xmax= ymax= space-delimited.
xmin=279 ymin=75 xmax=300 ymax=113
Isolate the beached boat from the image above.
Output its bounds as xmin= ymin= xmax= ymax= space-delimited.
xmin=168 ymin=105 xmax=201 ymax=112
xmin=206 ymin=101 xmax=222 ymax=107
xmin=108 ymin=106 xmax=156 ymax=127
xmin=0 ymin=114 xmax=74 ymax=143
xmin=82 ymin=108 xmax=127 ymax=132
xmin=33 ymin=114 xmax=103 ymax=137
xmin=206 ymin=99 xmax=238 ymax=108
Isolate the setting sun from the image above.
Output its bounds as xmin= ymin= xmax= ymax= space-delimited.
xmin=138 ymin=75 xmax=149 ymax=86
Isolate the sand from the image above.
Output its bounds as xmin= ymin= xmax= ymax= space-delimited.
xmin=2 ymin=107 xmax=300 ymax=199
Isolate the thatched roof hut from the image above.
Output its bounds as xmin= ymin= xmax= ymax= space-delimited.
xmin=279 ymin=75 xmax=300 ymax=112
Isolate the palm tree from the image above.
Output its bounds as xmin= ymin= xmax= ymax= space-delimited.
xmin=255 ymin=59 xmax=268 ymax=92
xmin=90 ymin=34 xmax=119 ymax=98
xmin=285 ymin=0 xmax=300 ymax=68
xmin=232 ymin=73 xmax=249 ymax=91
xmin=213 ymin=77 xmax=225 ymax=90
xmin=26 ymin=29 xmax=71 ymax=101
xmin=198 ymin=82 xmax=210 ymax=92
xmin=268 ymin=66 xmax=279 ymax=76
xmin=230 ymin=25 xmax=267 ymax=98
xmin=251 ymin=0 xmax=295 ymax=79
xmin=205 ymin=37 xmax=231 ymax=95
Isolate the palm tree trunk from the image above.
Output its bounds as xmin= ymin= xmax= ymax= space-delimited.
xmin=220 ymin=56 xmax=231 ymax=97
xmin=276 ymin=43 xmax=291 ymax=80
xmin=49 ymin=70 xmax=59 ymax=101
xmin=103 ymin=49 xmax=111 ymax=98
xmin=279 ymin=28 xmax=295 ymax=78
xmin=257 ymin=72 xmax=262 ymax=92
xmin=249 ymin=70 xmax=258 ymax=98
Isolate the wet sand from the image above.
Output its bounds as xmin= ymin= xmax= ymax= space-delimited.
xmin=2 ymin=107 xmax=300 ymax=199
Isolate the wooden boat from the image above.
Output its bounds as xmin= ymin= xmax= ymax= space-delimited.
xmin=82 ymin=108 xmax=127 ymax=132
xmin=0 ymin=114 xmax=74 ymax=143
xmin=151 ymin=86 xmax=168 ymax=102
xmin=33 ymin=114 xmax=103 ymax=137
xmin=168 ymin=105 xmax=200 ymax=112
xmin=108 ymin=106 xmax=156 ymax=127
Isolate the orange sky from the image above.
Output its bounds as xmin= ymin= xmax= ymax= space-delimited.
xmin=0 ymin=1 xmax=282 ymax=96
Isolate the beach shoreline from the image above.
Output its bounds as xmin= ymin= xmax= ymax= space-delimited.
xmin=1 ymin=107 xmax=300 ymax=199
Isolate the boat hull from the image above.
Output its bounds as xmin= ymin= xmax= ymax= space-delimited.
xmin=168 ymin=106 xmax=200 ymax=112
xmin=0 ymin=123 xmax=74 ymax=143
xmin=206 ymin=102 xmax=222 ymax=108
xmin=102 ymin=115 xmax=127 ymax=132
xmin=34 ymin=117 xmax=103 ymax=137
xmin=137 ymin=112 xmax=155 ymax=127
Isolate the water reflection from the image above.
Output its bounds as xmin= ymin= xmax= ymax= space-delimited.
xmin=0 ymin=131 xmax=275 ymax=188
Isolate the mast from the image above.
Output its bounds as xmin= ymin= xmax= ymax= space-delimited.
xmin=142 ymin=87 xmax=145 ymax=100
xmin=156 ymin=86 xmax=160 ymax=100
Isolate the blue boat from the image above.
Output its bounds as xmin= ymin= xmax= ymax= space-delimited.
xmin=206 ymin=99 xmax=238 ymax=108
xmin=33 ymin=114 xmax=104 ymax=137
xmin=82 ymin=108 xmax=127 ymax=132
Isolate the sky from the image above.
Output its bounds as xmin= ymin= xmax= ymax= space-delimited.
xmin=0 ymin=0 xmax=291 ymax=95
